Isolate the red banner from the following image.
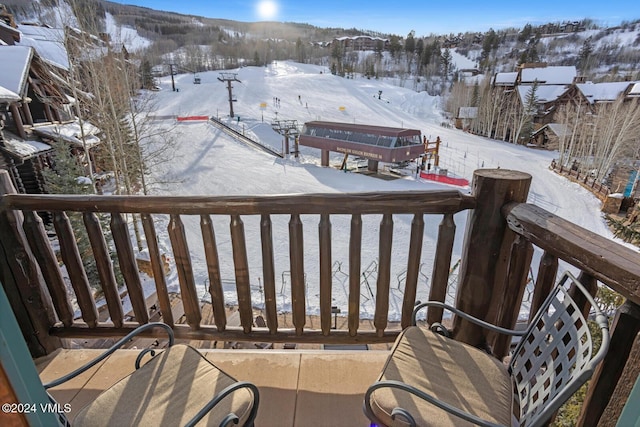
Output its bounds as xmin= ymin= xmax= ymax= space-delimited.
xmin=420 ymin=172 xmax=469 ymax=187
xmin=177 ymin=116 xmax=209 ymax=121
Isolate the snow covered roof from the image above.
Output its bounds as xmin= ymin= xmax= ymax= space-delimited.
xmin=628 ymin=82 xmax=640 ymax=97
xmin=16 ymin=24 xmax=69 ymax=70
xmin=457 ymin=107 xmax=478 ymax=119
xmin=494 ymin=72 xmax=518 ymax=86
xmin=32 ymin=121 xmax=102 ymax=148
xmin=0 ymin=45 xmax=32 ymax=96
xmin=0 ymin=85 xmax=20 ymax=103
xmin=517 ymin=84 xmax=569 ymax=105
xmin=576 ymin=81 xmax=633 ymax=103
xmin=0 ymin=130 xmax=52 ymax=159
xmin=520 ymin=66 xmax=576 ymax=85
xmin=537 ymin=123 xmax=571 ymax=137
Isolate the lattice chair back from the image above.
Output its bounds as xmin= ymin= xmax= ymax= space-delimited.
xmin=509 ymin=272 xmax=610 ymax=426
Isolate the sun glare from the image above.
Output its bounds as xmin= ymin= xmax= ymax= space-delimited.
xmin=257 ymin=0 xmax=278 ymax=20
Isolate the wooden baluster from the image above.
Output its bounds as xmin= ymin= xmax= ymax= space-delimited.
xmin=529 ymin=251 xmax=558 ymax=323
xmin=289 ymin=214 xmax=305 ymax=335
xmin=319 ymin=214 xmax=332 ymax=336
xmin=167 ymin=214 xmax=200 ymax=330
xmin=83 ymin=212 xmax=123 ymax=328
xmin=570 ymin=271 xmax=599 ymax=318
xmin=427 ymin=213 xmax=456 ymax=326
xmin=401 ymin=213 xmax=424 ymax=329
xmin=200 ymin=215 xmax=226 ymax=331
xmin=260 ymin=214 xmax=278 ymax=334
xmin=492 ymin=234 xmax=534 ymax=359
xmin=141 ymin=213 xmax=174 ymax=327
xmin=53 ymin=211 xmax=98 ymax=327
xmin=23 ymin=211 xmax=73 ymax=327
xmin=230 ymin=215 xmax=252 ymax=333
xmin=111 ymin=213 xmax=148 ymax=325
xmin=375 ymin=214 xmax=393 ymax=337
xmin=348 ymin=214 xmax=362 ymax=336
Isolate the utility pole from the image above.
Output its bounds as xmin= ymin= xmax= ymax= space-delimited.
xmin=217 ymin=73 xmax=241 ymax=118
xmin=169 ymin=63 xmax=176 ymax=92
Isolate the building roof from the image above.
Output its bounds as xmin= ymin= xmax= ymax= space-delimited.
xmin=458 ymin=107 xmax=478 ymax=119
xmin=303 ymin=121 xmax=420 ymax=137
xmin=0 ymin=129 xmax=52 ymax=159
xmin=0 ymin=84 xmax=20 ymax=103
xmin=539 ymin=123 xmax=571 ymax=137
xmin=31 ymin=120 xmax=101 ymax=148
xmin=576 ymin=81 xmax=634 ymax=104
xmin=16 ymin=24 xmax=69 ymax=70
xmin=494 ymin=72 xmax=518 ymax=86
xmin=517 ymin=84 xmax=570 ymax=105
xmin=0 ymin=45 xmax=32 ymax=97
xmin=520 ymin=66 xmax=576 ymax=85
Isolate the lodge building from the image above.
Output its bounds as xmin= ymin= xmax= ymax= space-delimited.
xmin=299 ymin=121 xmax=424 ymax=172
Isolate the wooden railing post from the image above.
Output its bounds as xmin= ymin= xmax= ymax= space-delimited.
xmin=0 ymin=170 xmax=60 ymax=356
xmin=453 ymin=169 xmax=531 ymax=347
xmin=577 ymin=300 xmax=640 ymax=427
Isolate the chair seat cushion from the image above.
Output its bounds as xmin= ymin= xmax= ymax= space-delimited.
xmin=74 ymin=344 xmax=254 ymax=426
xmin=368 ymin=326 xmax=513 ymax=427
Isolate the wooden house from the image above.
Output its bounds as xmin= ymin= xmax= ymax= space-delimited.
xmin=329 ymin=36 xmax=389 ymax=51
xmin=0 ymin=44 xmax=100 ymax=197
xmin=529 ymin=122 xmax=569 ymax=149
xmin=455 ymin=107 xmax=478 ymax=131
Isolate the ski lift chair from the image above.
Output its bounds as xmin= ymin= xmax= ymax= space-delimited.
xmin=363 ymin=271 xmax=610 ymax=427
xmin=44 ymin=323 xmax=260 ymax=427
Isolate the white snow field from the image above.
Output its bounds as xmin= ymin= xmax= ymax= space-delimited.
xmin=132 ymin=61 xmax=628 ymax=320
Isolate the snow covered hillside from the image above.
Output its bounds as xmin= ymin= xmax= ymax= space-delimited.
xmin=138 ymin=61 xmax=626 ymax=320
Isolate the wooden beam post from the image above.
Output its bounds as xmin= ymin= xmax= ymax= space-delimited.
xmin=0 ymin=171 xmax=60 ymax=357
xmin=452 ymin=169 xmax=531 ymax=347
xmin=577 ymin=300 xmax=640 ymax=427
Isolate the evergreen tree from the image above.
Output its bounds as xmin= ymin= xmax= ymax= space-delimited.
xmin=42 ymin=139 xmax=119 ymax=293
xmin=441 ymin=48 xmax=453 ymax=76
xmin=295 ymin=37 xmax=306 ymax=63
xmin=139 ymin=59 xmax=154 ymax=90
xmin=405 ymin=30 xmax=415 ymax=55
xmin=578 ymin=37 xmax=594 ymax=75
xmin=388 ymin=35 xmax=402 ymax=58
xmin=518 ymin=24 xmax=533 ymax=43
xmin=517 ymin=81 xmax=540 ymax=143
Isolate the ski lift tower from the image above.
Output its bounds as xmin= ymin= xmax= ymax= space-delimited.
xmin=271 ymin=120 xmax=300 ymax=157
xmin=217 ymin=73 xmax=241 ymax=118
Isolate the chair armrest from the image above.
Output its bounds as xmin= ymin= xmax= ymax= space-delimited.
xmin=43 ymin=322 xmax=174 ymax=389
xmin=412 ymin=301 xmax=527 ymax=337
xmin=364 ymin=380 xmax=505 ymax=427
xmin=185 ymin=381 xmax=260 ymax=427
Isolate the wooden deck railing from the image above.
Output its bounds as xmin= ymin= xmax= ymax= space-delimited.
xmin=2 ymin=168 xmax=639 ymax=426
xmin=0 ymin=170 xmax=476 ymax=346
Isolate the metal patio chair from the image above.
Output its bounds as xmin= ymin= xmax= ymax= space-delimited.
xmin=44 ymin=323 xmax=260 ymax=427
xmin=363 ymin=271 xmax=610 ymax=427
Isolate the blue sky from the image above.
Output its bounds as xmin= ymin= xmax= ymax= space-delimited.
xmin=117 ymin=0 xmax=637 ymax=35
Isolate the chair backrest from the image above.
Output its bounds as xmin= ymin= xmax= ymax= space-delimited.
xmin=508 ymin=272 xmax=610 ymax=427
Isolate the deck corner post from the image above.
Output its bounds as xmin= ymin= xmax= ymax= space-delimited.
xmin=0 ymin=170 xmax=61 ymax=356
xmin=452 ymin=169 xmax=531 ymax=347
